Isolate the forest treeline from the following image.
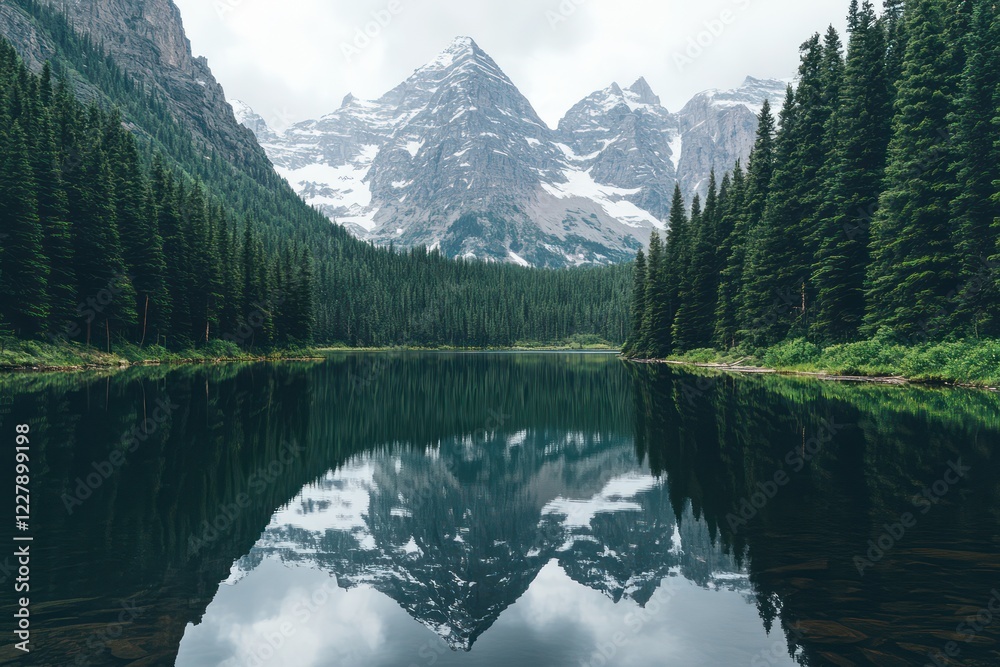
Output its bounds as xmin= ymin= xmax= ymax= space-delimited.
xmin=0 ymin=40 xmax=314 ymax=350
xmin=0 ymin=0 xmax=631 ymax=352
xmin=625 ymin=0 xmax=999 ymax=358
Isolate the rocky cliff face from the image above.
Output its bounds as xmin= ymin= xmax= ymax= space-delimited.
xmin=238 ymin=37 xmax=788 ymax=266
xmin=674 ymin=76 xmax=791 ymax=196
xmin=7 ymin=0 xmax=266 ymax=168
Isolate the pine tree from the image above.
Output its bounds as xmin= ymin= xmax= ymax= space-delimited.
xmin=950 ymin=0 xmax=1000 ymax=336
xmin=741 ymin=84 xmax=804 ymax=347
xmin=865 ymin=0 xmax=963 ymax=340
xmin=105 ymin=114 xmax=170 ymax=345
xmin=674 ymin=193 xmax=710 ymax=351
xmin=883 ymin=0 xmax=908 ymax=98
xmin=153 ymin=162 xmax=192 ymax=347
xmin=661 ymin=186 xmax=692 ymax=354
xmin=714 ymin=162 xmax=747 ymax=349
xmin=813 ymin=2 xmax=892 ymax=342
xmin=295 ymin=246 xmax=316 ymax=344
xmin=732 ymin=101 xmax=777 ymax=342
xmin=0 ymin=122 xmax=50 ymax=336
xmin=31 ymin=102 xmax=76 ymax=337
xmin=689 ymin=174 xmax=722 ymax=347
xmin=624 ymin=248 xmax=647 ymax=354
xmin=65 ymin=113 xmax=137 ymax=346
xmin=638 ymin=230 xmax=671 ymax=358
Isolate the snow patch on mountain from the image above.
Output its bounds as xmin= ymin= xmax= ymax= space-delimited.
xmin=233 ymin=38 xmax=790 ymax=267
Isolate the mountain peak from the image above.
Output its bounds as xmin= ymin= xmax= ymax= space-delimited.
xmin=422 ymin=36 xmax=483 ymax=70
xmin=628 ymin=77 xmax=660 ymax=106
xmin=449 ymin=35 xmax=478 ymax=51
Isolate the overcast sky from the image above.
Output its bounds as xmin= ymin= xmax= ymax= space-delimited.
xmin=173 ymin=0 xmax=851 ymax=130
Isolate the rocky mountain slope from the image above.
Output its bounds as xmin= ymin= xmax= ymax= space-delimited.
xmin=236 ymin=37 xmax=788 ymax=267
xmin=1 ymin=0 xmax=271 ymax=173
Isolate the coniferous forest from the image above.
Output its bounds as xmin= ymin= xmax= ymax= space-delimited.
xmin=625 ymin=0 xmax=1000 ymax=362
xmin=0 ymin=0 xmax=630 ymax=355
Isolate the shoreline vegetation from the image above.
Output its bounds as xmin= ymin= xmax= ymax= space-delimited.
xmin=0 ymin=339 xmax=323 ymax=372
xmin=627 ymin=337 xmax=1000 ymax=390
xmin=0 ymin=335 xmax=620 ymax=372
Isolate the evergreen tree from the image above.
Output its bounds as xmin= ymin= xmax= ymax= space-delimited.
xmin=31 ymin=99 xmax=76 ymax=336
xmin=105 ymin=113 xmax=170 ymax=345
xmin=732 ymin=101 xmax=777 ymax=342
xmin=638 ymin=230 xmax=670 ymax=357
xmin=624 ymin=248 xmax=647 ymax=353
xmin=667 ymin=192 xmax=714 ymax=352
xmin=714 ymin=162 xmax=747 ymax=349
xmin=741 ymin=84 xmax=805 ymax=347
xmin=813 ymin=2 xmax=892 ymax=342
xmin=0 ymin=122 xmax=49 ymax=336
xmin=883 ymin=0 xmax=908 ymax=98
xmin=865 ymin=0 xmax=962 ymax=340
xmin=65 ymin=114 xmax=137 ymax=346
xmin=949 ymin=0 xmax=1000 ymax=336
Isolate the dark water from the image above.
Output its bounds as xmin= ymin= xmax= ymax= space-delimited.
xmin=1 ymin=352 xmax=998 ymax=667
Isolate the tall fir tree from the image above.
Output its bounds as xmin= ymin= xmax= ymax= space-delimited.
xmin=714 ymin=161 xmax=746 ymax=349
xmin=674 ymin=192 xmax=714 ymax=351
xmin=732 ymin=101 xmax=777 ymax=342
xmin=638 ymin=230 xmax=671 ymax=358
xmin=949 ymin=0 xmax=1000 ymax=336
xmin=0 ymin=121 xmax=50 ymax=336
xmin=624 ymin=248 xmax=647 ymax=354
xmin=65 ymin=113 xmax=137 ymax=346
xmin=31 ymin=99 xmax=76 ymax=336
xmin=740 ymin=83 xmax=805 ymax=347
xmin=105 ymin=113 xmax=170 ymax=344
xmin=865 ymin=0 xmax=963 ymax=339
xmin=812 ymin=2 xmax=892 ymax=342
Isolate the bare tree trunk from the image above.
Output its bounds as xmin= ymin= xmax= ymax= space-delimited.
xmin=140 ymin=296 xmax=149 ymax=348
xmin=106 ymin=320 xmax=111 ymax=354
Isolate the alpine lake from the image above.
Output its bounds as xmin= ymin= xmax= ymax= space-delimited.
xmin=1 ymin=351 xmax=998 ymax=666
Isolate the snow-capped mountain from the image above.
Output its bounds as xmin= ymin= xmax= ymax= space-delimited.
xmin=232 ymin=38 xmax=787 ymax=267
xmin=225 ymin=429 xmax=749 ymax=651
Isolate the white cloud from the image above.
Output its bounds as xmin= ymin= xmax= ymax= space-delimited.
xmin=175 ymin=0 xmax=850 ymax=129
xmin=175 ymin=0 xmax=849 ymax=129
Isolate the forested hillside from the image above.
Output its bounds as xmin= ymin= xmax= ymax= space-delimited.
xmin=0 ymin=0 xmax=630 ymax=352
xmin=626 ymin=0 xmax=999 ymax=359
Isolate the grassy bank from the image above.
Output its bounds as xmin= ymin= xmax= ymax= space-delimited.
xmin=642 ymin=336 xmax=1000 ymax=388
xmin=0 ymin=339 xmax=320 ymax=372
xmin=320 ymin=334 xmax=619 ymax=352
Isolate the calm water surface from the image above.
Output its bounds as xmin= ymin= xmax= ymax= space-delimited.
xmin=1 ymin=352 xmax=998 ymax=666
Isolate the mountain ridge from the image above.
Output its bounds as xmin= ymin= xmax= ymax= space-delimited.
xmin=235 ymin=37 xmax=789 ymax=267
